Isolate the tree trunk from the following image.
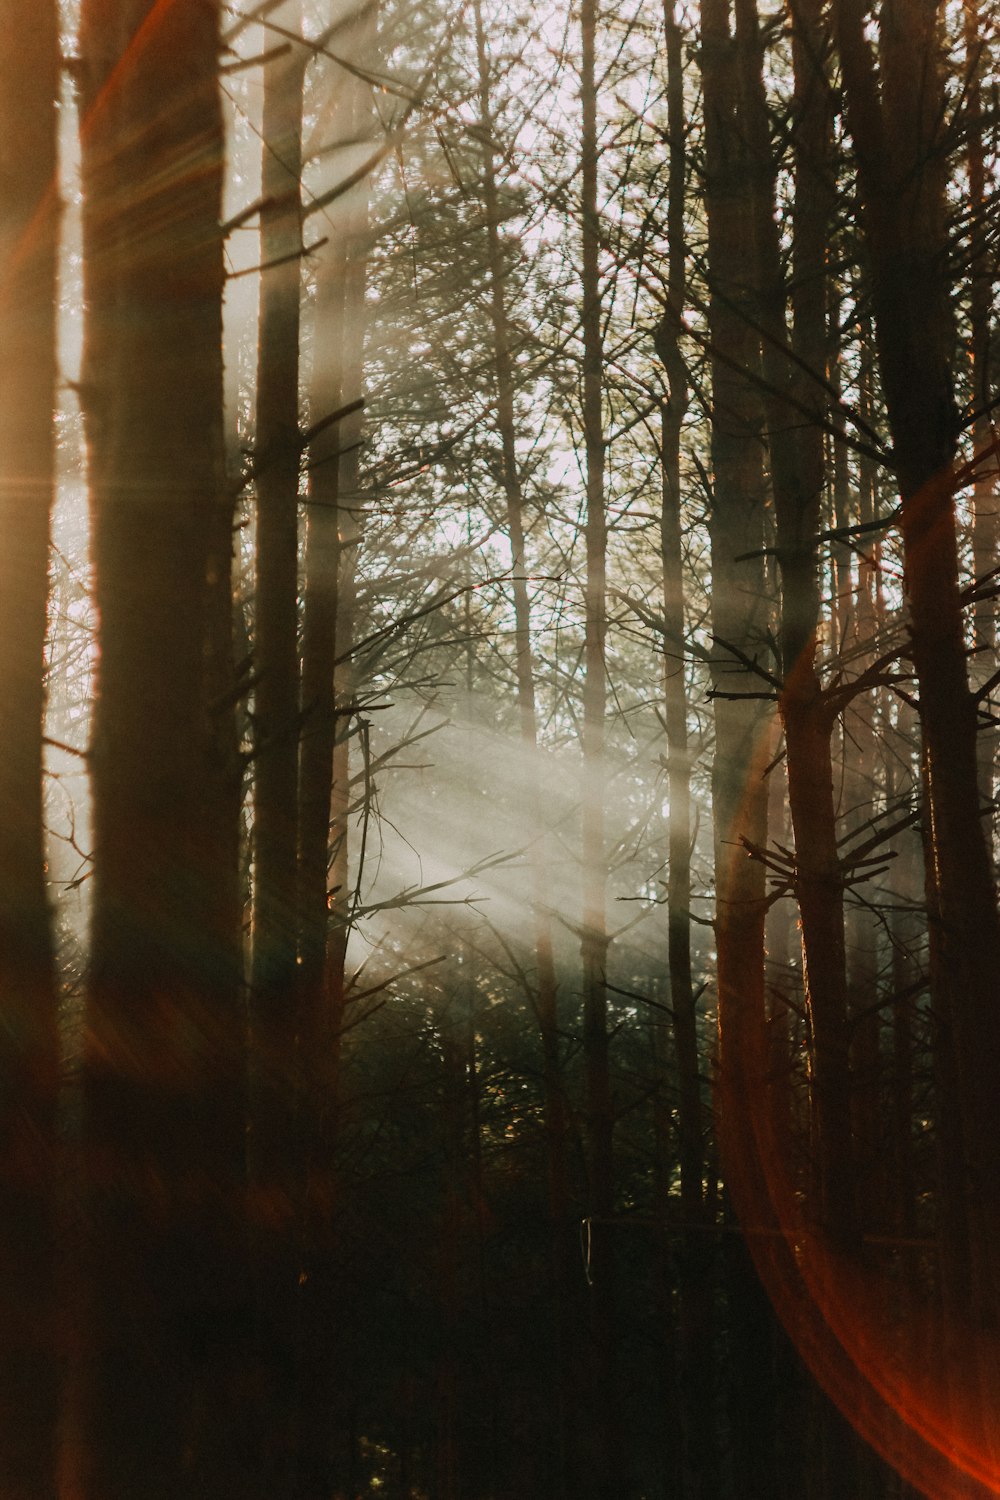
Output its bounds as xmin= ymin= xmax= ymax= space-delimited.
xmin=841 ymin=371 xmax=883 ymax=1234
xmin=0 ymin=5 xmax=60 ymax=1493
xmin=654 ymin=8 xmax=718 ymax=1492
xmin=963 ymin=0 xmax=997 ymax=815
xmin=246 ymin=27 xmax=311 ymax=1488
xmin=77 ymin=4 xmax=245 ymax=1494
xmin=300 ymin=0 xmax=373 ymax=1055
xmin=833 ymin=0 xmax=1000 ymax=1332
xmin=251 ymin=0 xmax=306 ymax=1156
xmin=700 ymin=2 xmax=778 ymax=1491
xmin=579 ymin=1 xmax=618 ymax=1492
xmin=700 ymin=0 xmax=771 ymax=1237
xmin=735 ymin=0 xmax=854 ymax=1250
xmin=296 ymin=20 xmax=374 ymax=1492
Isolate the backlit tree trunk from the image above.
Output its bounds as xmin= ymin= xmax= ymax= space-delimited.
xmin=963 ymin=0 xmax=997 ymax=814
xmin=0 ymin=5 xmax=60 ymax=1494
xmin=700 ymin=1 xmax=779 ymax=1490
xmin=700 ymin=0 xmax=771 ymax=1232
xmin=78 ymin=4 xmax=244 ymax=1493
xmin=833 ymin=0 xmax=1000 ymax=1329
xmin=579 ymin=1 xmax=618 ymax=1492
xmin=251 ymin=0 xmax=306 ymax=1143
xmin=246 ymin=28 xmax=312 ymax=1488
xmin=734 ymin=0 xmax=854 ymax=1250
xmin=654 ymin=7 xmax=718 ymax=1492
xmin=297 ymin=17 xmax=374 ymax=1490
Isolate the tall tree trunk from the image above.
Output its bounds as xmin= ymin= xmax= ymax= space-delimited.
xmin=295 ymin=156 xmax=349 ymax=1500
xmin=964 ymin=0 xmax=997 ymax=815
xmin=838 ymin=365 xmax=884 ymax=1237
xmin=734 ymin=0 xmax=854 ymax=1250
xmin=833 ymin=0 xmax=1000 ymax=1332
xmin=77 ymin=5 xmax=245 ymax=1494
xmin=297 ymin=18 xmax=374 ymax=1491
xmin=473 ymin=5 xmax=574 ymax=1490
xmin=579 ymin=1 xmax=617 ymax=1492
xmin=845 ymin=538 xmax=883 ymax=1235
xmin=297 ymin=4 xmax=371 ymax=1147
xmin=300 ymin=0 xmax=373 ymax=1078
xmin=247 ymin=26 xmax=310 ymax=1489
xmin=653 ymin=7 xmax=717 ymax=1493
xmin=251 ymin=0 xmax=306 ymax=1166
xmin=883 ymin=697 xmax=921 ymax=1338
xmin=700 ymin=0 xmax=777 ymax=1491
xmin=0 ymin=5 xmax=60 ymax=1494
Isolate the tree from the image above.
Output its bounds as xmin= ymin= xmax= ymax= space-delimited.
xmin=77 ymin=4 xmax=244 ymax=1492
xmin=735 ymin=0 xmax=855 ymax=1251
xmin=577 ymin=2 xmax=620 ymax=1491
xmin=296 ymin=6 xmax=376 ymax=1488
xmin=833 ymin=0 xmax=1000 ymax=1334
xmin=251 ymin=0 xmax=307 ymax=1062
xmin=652 ymin=8 xmax=718 ymax=1493
xmin=0 ymin=4 xmax=60 ymax=1494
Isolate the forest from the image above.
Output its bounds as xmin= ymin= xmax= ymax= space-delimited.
xmin=1 ymin=0 xmax=999 ymax=1495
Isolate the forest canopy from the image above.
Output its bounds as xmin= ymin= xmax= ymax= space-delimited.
xmin=1 ymin=0 xmax=999 ymax=1495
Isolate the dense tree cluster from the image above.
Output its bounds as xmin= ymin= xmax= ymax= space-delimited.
xmin=1 ymin=0 xmax=999 ymax=1495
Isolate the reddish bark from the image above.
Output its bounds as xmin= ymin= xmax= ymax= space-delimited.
xmin=0 ymin=4 xmax=60 ymax=1493
xmin=833 ymin=0 xmax=1000 ymax=1327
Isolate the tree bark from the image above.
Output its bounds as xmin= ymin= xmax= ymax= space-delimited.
xmin=700 ymin=2 xmax=777 ymax=1491
xmin=246 ymin=26 xmax=311 ymax=1488
xmin=77 ymin=4 xmax=245 ymax=1494
xmin=0 ymin=5 xmax=60 ymax=1493
xmin=734 ymin=0 xmax=854 ymax=1250
xmin=251 ymin=0 xmax=306 ymax=1140
xmin=296 ymin=18 xmax=374 ymax=1491
xmin=832 ymin=0 xmax=1000 ymax=1329
xmin=700 ymin=0 xmax=771 ymax=1229
xmin=579 ymin=2 xmax=618 ymax=1492
xmin=843 ymin=437 xmax=883 ymax=1234
xmin=653 ymin=7 xmax=718 ymax=1493
xmin=963 ymin=0 xmax=997 ymax=814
